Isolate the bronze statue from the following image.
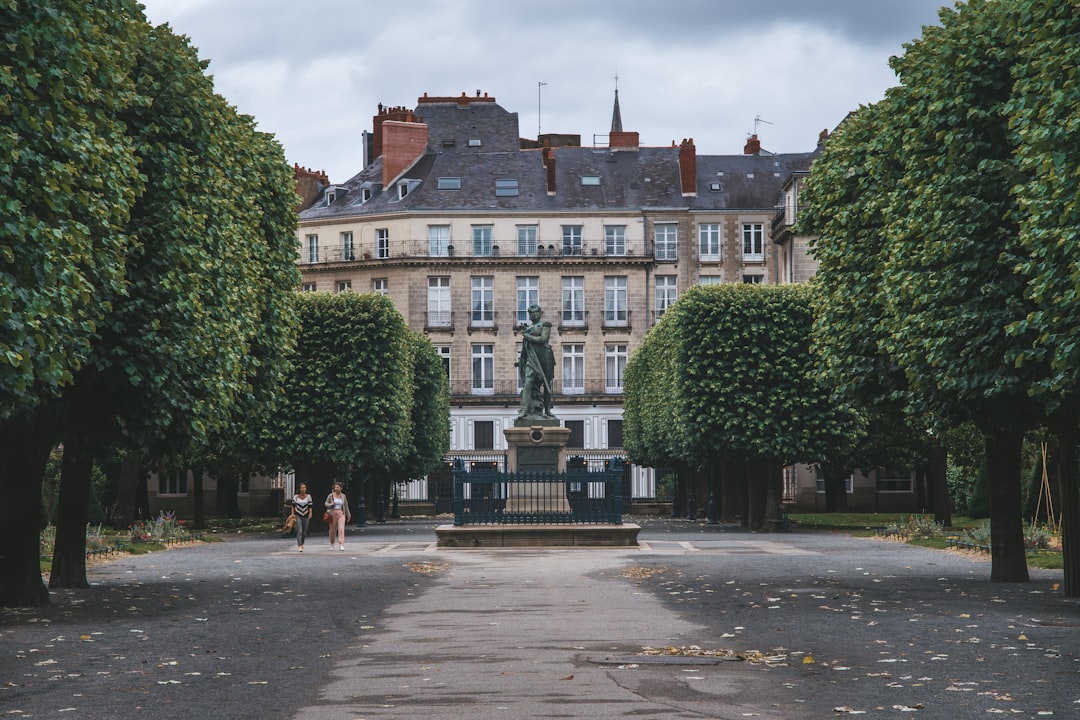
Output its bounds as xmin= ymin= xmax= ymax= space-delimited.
xmin=517 ymin=304 xmax=555 ymax=419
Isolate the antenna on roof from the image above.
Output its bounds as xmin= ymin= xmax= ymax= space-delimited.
xmin=753 ymin=115 xmax=773 ymax=135
xmin=538 ymin=81 xmax=548 ymax=138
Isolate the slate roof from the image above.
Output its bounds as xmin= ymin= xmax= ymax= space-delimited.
xmin=299 ymin=97 xmax=817 ymax=221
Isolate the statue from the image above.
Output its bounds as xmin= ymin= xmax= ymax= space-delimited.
xmin=517 ymin=304 xmax=555 ymax=419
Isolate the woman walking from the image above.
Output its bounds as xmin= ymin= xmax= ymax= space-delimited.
xmin=324 ymin=481 xmax=351 ymax=551
xmin=291 ymin=483 xmax=313 ymax=552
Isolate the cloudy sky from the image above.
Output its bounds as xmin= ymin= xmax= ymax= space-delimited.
xmin=139 ymin=0 xmax=948 ymax=183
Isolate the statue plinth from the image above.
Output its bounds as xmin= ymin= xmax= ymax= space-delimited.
xmin=505 ymin=420 xmax=569 ymax=473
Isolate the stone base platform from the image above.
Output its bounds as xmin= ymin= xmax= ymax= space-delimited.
xmin=435 ymin=523 xmax=640 ymax=548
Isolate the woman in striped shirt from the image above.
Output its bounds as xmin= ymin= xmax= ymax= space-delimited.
xmin=291 ymin=483 xmax=313 ymax=552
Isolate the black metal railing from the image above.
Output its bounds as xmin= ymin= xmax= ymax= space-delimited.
xmin=451 ymin=458 xmax=625 ymax=526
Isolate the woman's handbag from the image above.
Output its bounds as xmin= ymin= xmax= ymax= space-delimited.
xmin=283 ymin=514 xmax=296 ymax=532
xmin=323 ymin=511 xmax=331 ymax=523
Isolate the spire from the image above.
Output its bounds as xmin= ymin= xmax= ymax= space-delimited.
xmin=610 ymin=74 xmax=623 ymax=133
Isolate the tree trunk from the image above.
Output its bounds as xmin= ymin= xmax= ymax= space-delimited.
xmin=1053 ymin=427 xmax=1079 ymax=598
xmin=215 ymin=471 xmax=242 ymax=519
xmin=985 ymin=429 xmax=1029 ymax=583
xmin=192 ymin=466 xmax=205 ymax=530
xmin=719 ymin=460 xmax=742 ymax=524
xmin=50 ymin=433 xmax=93 ymax=589
xmin=0 ymin=412 xmax=56 ymax=607
xmin=929 ymin=445 xmax=952 ymax=527
xmin=745 ymin=460 xmax=770 ymax=531
xmin=822 ymin=464 xmax=849 ymax=512
xmin=111 ymin=452 xmax=142 ymax=530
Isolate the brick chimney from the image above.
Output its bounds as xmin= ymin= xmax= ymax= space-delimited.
xmin=382 ymin=120 xmax=429 ymax=187
xmin=371 ymin=103 xmax=420 ymax=163
xmin=678 ymin=138 xmax=696 ymax=197
xmin=744 ymin=134 xmax=762 ymax=155
xmin=293 ymin=164 xmax=329 ymax=210
xmin=609 ymin=131 xmax=639 ymax=151
xmin=543 ymin=144 xmax=556 ymax=195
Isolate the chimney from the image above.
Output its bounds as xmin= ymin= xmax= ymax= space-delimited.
xmin=609 ymin=131 xmax=639 ymax=151
xmin=371 ymin=103 xmax=420 ymax=164
xmin=744 ymin=134 xmax=762 ymax=155
xmin=543 ymin=145 xmax=556 ymax=195
xmin=293 ymin=163 xmax=329 ymax=210
xmin=678 ymin=138 xmax=696 ymax=197
xmin=382 ymin=120 xmax=429 ymax=187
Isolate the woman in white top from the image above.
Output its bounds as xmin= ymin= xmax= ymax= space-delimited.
xmin=291 ymin=483 xmax=313 ymax=552
xmin=324 ymin=481 xmax=351 ymax=551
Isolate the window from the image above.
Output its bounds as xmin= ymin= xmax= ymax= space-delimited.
xmin=655 ymin=223 xmax=677 ymax=260
xmin=581 ymin=175 xmax=600 ymax=186
xmin=605 ymin=225 xmax=626 ymax=256
xmin=876 ymin=470 xmax=914 ymax=493
xmin=742 ymin=222 xmax=764 ymax=261
xmin=435 ymin=345 xmax=451 ymax=379
xmin=474 ymin=421 xmax=494 ymax=450
xmin=562 ymin=276 xmax=585 ymax=325
xmin=437 ymin=177 xmax=461 ymax=190
xmin=472 ymin=225 xmax=493 ymax=256
xmin=301 ymin=282 xmax=317 ymax=292
xmin=341 ymin=231 xmax=354 ymax=261
xmin=517 ymin=225 xmax=537 ymax=256
xmin=376 ymin=228 xmax=389 ymax=259
xmin=699 ymin=276 xmax=723 ymax=286
xmin=427 ymin=277 xmax=451 ymax=327
xmin=604 ymin=276 xmax=628 ymax=325
xmin=336 ymin=280 xmax=352 ymax=293
xmin=605 ymin=344 xmax=628 ymax=392
xmin=360 ymin=187 xmax=371 ymax=203
xmin=397 ymin=181 xmax=412 ymax=200
xmin=815 ymin=467 xmax=854 ymax=493
xmin=429 ymin=225 xmax=450 ymax=256
xmin=655 ymin=275 xmax=677 ymax=316
xmin=325 ymin=189 xmax=337 ymax=206
xmin=372 ymin=278 xmax=387 ymax=295
xmin=607 ymin=419 xmax=623 ymax=449
xmin=516 ymin=276 xmax=539 ymax=324
xmin=562 ymin=344 xmax=584 ymax=395
xmin=471 ymin=344 xmax=494 ymax=394
xmin=562 ymin=225 xmax=582 ymax=255
xmin=159 ymin=470 xmax=188 ymax=496
xmin=306 ymin=234 xmax=319 ymax=263
xmin=564 ymin=420 xmax=584 ymax=449
xmin=468 ymin=138 xmax=482 ymax=147
xmin=742 ymin=274 xmax=763 ymax=284
xmin=495 ymin=179 xmax=519 ymax=197
xmin=699 ymin=223 xmax=721 ymax=261
xmin=471 ymin=276 xmax=494 ymax=326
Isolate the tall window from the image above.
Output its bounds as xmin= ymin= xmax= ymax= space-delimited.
xmin=742 ymin=274 xmax=763 ymax=284
xmin=562 ymin=225 xmax=582 ymax=255
xmin=742 ymin=222 xmax=764 ymax=261
xmin=655 ymin=223 xmax=677 ymax=260
xmin=159 ymin=470 xmax=188 ymax=495
xmin=473 ymin=225 xmax=493 ymax=256
xmin=427 ymin=277 xmax=451 ymax=327
xmin=376 ymin=228 xmax=389 ymax=259
xmin=562 ymin=344 xmax=584 ymax=395
xmin=604 ymin=276 xmax=628 ymax=325
xmin=517 ymin=225 xmax=538 ymax=256
xmin=429 ymin=225 xmax=450 ymax=256
xmin=605 ymin=344 xmax=628 ymax=392
xmin=516 ymin=276 xmax=539 ymax=324
xmin=474 ymin=421 xmax=495 ymax=450
xmin=341 ymin=231 xmax=354 ymax=261
xmin=435 ymin=345 xmax=451 ymax=379
xmin=605 ymin=225 xmax=626 ymax=256
xmin=607 ymin=419 xmax=624 ymax=449
xmin=336 ymin=280 xmax=352 ymax=293
xmin=372 ymin=278 xmax=387 ymax=295
xmin=655 ymin=275 xmax=677 ymax=317
xmin=471 ymin=276 xmax=494 ymax=326
xmin=699 ymin=223 xmax=721 ymax=261
xmin=306 ymin=234 xmax=319 ymax=263
xmin=699 ymin=276 xmax=723 ymax=286
xmin=562 ymin=276 xmax=585 ymax=325
xmin=471 ymin=344 xmax=494 ymax=395
xmin=564 ymin=420 xmax=585 ymax=449
xmin=301 ymin=282 xmax=317 ymax=292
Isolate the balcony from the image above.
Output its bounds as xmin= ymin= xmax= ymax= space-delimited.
xmin=426 ymin=310 xmax=454 ymax=333
xmin=456 ymin=377 xmax=625 ymax=402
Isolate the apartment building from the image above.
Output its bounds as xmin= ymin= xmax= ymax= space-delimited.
xmin=294 ymin=90 xmax=818 ymax=502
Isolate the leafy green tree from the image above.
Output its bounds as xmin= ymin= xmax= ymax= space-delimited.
xmin=0 ymin=0 xmax=144 ymax=607
xmin=394 ymin=333 xmax=451 ymax=482
xmin=48 ymin=23 xmax=300 ymax=589
xmin=265 ymin=292 xmax=414 ymax=517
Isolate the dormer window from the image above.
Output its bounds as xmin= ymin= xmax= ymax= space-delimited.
xmin=494 ymin=179 xmax=518 ymax=197
xmin=437 ymin=177 xmax=461 ymax=190
xmin=396 ymin=179 xmax=420 ymax=200
xmin=359 ymin=186 xmax=372 ymax=203
xmin=324 ymin=185 xmax=346 ymax=207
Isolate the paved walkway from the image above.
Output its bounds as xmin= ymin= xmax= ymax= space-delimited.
xmin=2 ymin=521 xmax=1077 ymax=719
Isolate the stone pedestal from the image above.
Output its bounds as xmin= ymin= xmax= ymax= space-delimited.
xmin=504 ymin=419 xmax=571 ymax=514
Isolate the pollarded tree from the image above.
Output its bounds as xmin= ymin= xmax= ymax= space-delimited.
xmin=393 ymin=333 xmax=451 ymax=488
xmin=49 ymin=23 xmax=301 ymax=589
xmin=0 ymin=0 xmax=144 ymax=607
xmin=265 ymin=292 xmax=414 ymax=517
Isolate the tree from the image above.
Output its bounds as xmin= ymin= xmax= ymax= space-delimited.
xmin=0 ymin=0 xmax=144 ymax=607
